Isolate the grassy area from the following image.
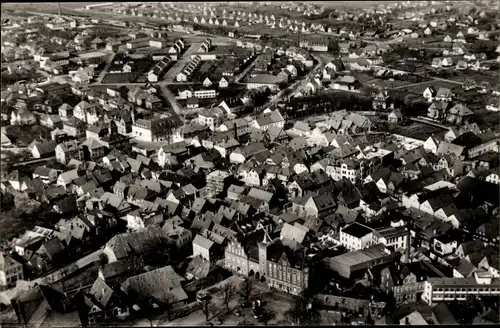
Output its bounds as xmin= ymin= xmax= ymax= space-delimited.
xmin=389 ymin=122 xmax=447 ymax=141
xmin=102 ymin=73 xmax=134 ymax=84
xmin=0 ymin=208 xmax=42 ymax=241
xmin=476 ymin=111 xmax=500 ymax=133
xmin=402 ymin=80 xmax=462 ymax=95
xmin=5 ymin=125 xmax=52 ymax=147
xmin=446 ymin=70 xmax=499 ymax=86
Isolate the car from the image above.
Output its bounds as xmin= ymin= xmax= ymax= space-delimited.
xmin=214 ymin=319 xmax=223 ymax=325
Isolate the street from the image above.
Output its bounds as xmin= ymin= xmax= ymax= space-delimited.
xmin=158 ymin=84 xmax=183 ymax=118
xmin=162 ymin=42 xmax=202 ymax=83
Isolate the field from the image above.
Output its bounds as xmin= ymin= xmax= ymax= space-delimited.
xmin=389 ymin=122 xmax=448 ymax=141
xmin=446 ymin=70 xmax=499 ymax=87
xmin=401 ymin=80 xmax=463 ymax=95
xmin=476 ymin=111 xmax=500 ymax=133
xmin=101 ymin=73 xmax=134 ymax=84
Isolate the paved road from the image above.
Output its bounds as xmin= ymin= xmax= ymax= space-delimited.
xmin=234 ymin=59 xmax=257 ymax=83
xmin=162 ymin=42 xmax=202 ymax=83
xmin=158 ymin=84 xmax=183 ymax=118
xmin=95 ymin=53 xmax=115 ymax=84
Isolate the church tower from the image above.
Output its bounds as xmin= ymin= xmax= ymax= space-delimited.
xmin=258 ymin=230 xmax=271 ymax=278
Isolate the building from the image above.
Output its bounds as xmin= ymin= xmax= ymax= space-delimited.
xmin=0 ymin=253 xmax=24 ymax=291
xmin=422 ymin=272 xmax=500 ymax=305
xmin=324 ymin=244 xmax=400 ymax=278
xmin=205 ymin=170 xmax=231 ymax=197
xmin=192 ymin=234 xmax=216 ymax=262
xmin=260 ymin=237 xmax=312 ymax=295
xmin=55 ymin=140 xmax=80 ymax=165
xmin=340 ymin=222 xmax=374 ymax=251
xmin=194 ymin=89 xmax=216 ymax=99
xmin=246 ymin=74 xmax=282 ymax=91
xmin=224 ymin=229 xmax=268 ymax=278
xmin=132 ymin=117 xmax=175 ymax=142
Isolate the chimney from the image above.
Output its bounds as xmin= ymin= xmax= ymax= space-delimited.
xmin=233 ymin=122 xmax=238 ymax=141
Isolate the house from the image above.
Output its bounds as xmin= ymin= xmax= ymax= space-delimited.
xmin=132 ymin=117 xmax=177 ymax=142
xmin=441 ymin=57 xmax=453 ymax=67
xmin=192 ymin=234 xmax=216 ymax=262
xmin=340 ymin=222 xmax=374 ymax=251
xmin=219 ymin=77 xmax=229 ymax=88
xmin=431 ymin=58 xmax=442 ymax=69
xmin=463 ymin=79 xmax=477 ymax=90
xmin=447 ymin=104 xmax=474 ymax=125
xmin=388 ymin=108 xmax=403 ymax=123
xmin=435 ymin=88 xmax=453 ymax=102
xmin=0 ymin=253 xmax=24 ymax=290
xmin=331 ymin=76 xmax=362 ymax=91
xmin=456 ymin=60 xmax=468 ymax=70
xmin=31 ymin=141 xmax=57 ymax=159
xmin=246 ymin=74 xmax=282 ymax=91
xmin=121 ymin=265 xmax=188 ymax=305
xmin=423 ymin=86 xmax=437 ymax=102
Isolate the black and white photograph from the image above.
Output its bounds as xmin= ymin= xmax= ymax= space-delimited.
xmin=0 ymin=1 xmax=499 ymax=326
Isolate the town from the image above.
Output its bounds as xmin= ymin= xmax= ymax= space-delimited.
xmin=0 ymin=0 xmax=499 ymax=326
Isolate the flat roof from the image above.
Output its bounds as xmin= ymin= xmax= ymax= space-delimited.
xmin=327 ymin=244 xmax=391 ymax=267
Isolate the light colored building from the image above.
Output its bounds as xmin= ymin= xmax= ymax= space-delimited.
xmin=132 ymin=117 xmax=173 ymax=142
xmin=192 ymin=234 xmax=215 ymax=262
xmin=422 ymin=272 xmax=500 ymax=305
xmin=340 ymin=222 xmax=374 ymax=251
xmin=0 ymin=253 xmax=24 ymax=291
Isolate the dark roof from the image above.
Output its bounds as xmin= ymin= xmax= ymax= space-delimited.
xmin=341 ymin=222 xmax=373 ymax=238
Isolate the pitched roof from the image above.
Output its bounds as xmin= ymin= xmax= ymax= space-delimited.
xmin=121 ymin=265 xmax=187 ymax=303
xmin=193 ymin=234 xmax=214 ymax=250
xmin=280 ymin=222 xmax=309 ymax=244
xmin=105 ymin=226 xmax=167 ymax=260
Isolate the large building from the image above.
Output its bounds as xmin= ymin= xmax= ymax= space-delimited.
xmin=340 ymin=223 xmax=409 ymax=252
xmin=422 ymin=272 xmax=500 ymax=305
xmin=132 ymin=117 xmax=174 ymax=142
xmin=205 ymin=170 xmax=231 ymax=197
xmin=324 ymin=244 xmax=400 ymax=278
xmin=259 ymin=236 xmax=312 ymax=296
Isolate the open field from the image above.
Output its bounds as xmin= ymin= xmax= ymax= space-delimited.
xmin=101 ymin=73 xmax=135 ymax=84
xmin=401 ymin=80 xmax=463 ymax=95
xmin=389 ymin=122 xmax=448 ymax=141
xmin=445 ymin=70 xmax=499 ymax=86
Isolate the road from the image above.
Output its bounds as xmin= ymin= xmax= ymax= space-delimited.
xmin=158 ymin=84 xmax=183 ymax=118
xmin=95 ymin=54 xmax=115 ymax=84
xmin=234 ymin=59 xmax=257 ymax=83
xmin=162 ymin=42 xmax=202 ymax=83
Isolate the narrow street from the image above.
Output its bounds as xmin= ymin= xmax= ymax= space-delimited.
xmin=158 ymin=84 xmax=183 ymax=119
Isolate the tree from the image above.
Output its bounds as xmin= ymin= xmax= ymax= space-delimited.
xmin=238 ymin=278 xmax=254 ymax=306
xmin=284 ymin=290 xmax=319 ymax=326
xmin=200 ymin=298 xmax=216 ymax=322
xmin=219 ymin=281 xmax=237 ymax=313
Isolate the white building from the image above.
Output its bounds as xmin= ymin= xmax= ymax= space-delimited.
xmin=422 ymin=273 xmax=500 ymax=305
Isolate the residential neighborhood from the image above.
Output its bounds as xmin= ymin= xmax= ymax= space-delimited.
xmin=0 ymin=1 xmax=499 ymax=327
